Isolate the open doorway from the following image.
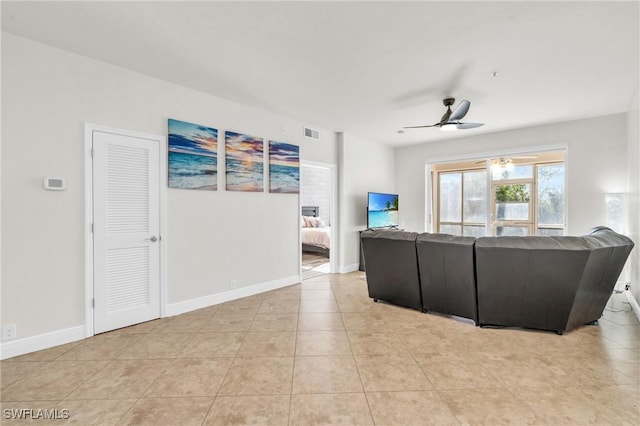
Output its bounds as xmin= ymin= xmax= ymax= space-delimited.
xmin=300 ymin=162 xmax=336 ymax=280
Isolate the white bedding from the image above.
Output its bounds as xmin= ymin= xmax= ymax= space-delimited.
xmin=301 ymin=227 xmax=331 ymax=250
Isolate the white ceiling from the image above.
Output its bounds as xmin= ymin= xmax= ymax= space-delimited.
xmin=2 ymin=1 xmax=638 ymax=147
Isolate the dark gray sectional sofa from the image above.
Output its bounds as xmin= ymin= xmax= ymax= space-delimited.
xmin=360 ymin=226 xmax=634 ymax=334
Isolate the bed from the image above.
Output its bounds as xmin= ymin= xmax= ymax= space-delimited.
xmin=301 ymin=206 xmax=330 ymax=256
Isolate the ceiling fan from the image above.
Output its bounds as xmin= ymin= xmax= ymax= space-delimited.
xmin=475 ymin=155 xmax=539 ymax=165
xmin=404 ymin=97 xmax=484 ymax=131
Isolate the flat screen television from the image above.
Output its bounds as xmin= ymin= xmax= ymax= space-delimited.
xmin=367 ymin=192 xmax=399 ymax=229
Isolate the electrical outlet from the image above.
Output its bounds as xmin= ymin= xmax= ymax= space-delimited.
xmin=625 ymin=283 xmax=631 ymax=291
xmin=2 ymin=324 xmax=17 ymax=341
xmin=229 ymin=279 xmax=237 ymax=289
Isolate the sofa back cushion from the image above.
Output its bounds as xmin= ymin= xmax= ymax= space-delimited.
xmin=416 ymin=233 xmax=477 ymax=322
xmin=475 ymin=236 xmax=592 ymax=332
xmin=361 ymin=230 xmax=422 ymax=310
xmin=565 ymin=227 xmax=635 ymax=330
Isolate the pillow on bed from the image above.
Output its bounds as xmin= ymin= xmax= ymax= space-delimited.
xmin=301 ymin=216 xmax=308 ymax=228
xmin=302 ymin=216 xmax=314 ymax=228
xmin=307 ymin=217 xmax=326 ymax=228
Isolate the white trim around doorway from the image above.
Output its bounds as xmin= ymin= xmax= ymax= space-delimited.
xmin=300 ymin=160 xmax=339 ymax=276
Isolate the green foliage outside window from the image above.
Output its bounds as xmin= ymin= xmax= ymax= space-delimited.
xmin=495 ymin=184 xmax=530 ymax=202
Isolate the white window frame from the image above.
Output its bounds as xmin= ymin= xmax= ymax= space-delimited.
xmin=425 ymin=144 xmax=568 ymax=236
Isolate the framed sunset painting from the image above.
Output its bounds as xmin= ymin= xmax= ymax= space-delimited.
xmin=269 ymin=141 xmax=299 ymax=194
xmin=168 ymin=119 xmax=217 ymax=190
xmin=225 ymin=131 xmax=264 ymax=192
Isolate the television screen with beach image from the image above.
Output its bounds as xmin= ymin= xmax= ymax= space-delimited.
xmin=269 ymin=141 xmax=299 ymax=194
xmin=226 ymin=131 xmax=264 ymax=192
xmin=368 ymin=192 xmax=399 ymax=228
xmin=168 ymin=119 xmax=218 ymax=190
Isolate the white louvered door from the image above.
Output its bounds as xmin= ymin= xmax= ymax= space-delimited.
xmin=93 ymin=130 xmax=161 ymax=333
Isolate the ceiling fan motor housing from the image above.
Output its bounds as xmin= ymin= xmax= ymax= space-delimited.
xmin=443 ymin=97 xmax=455 ymax=107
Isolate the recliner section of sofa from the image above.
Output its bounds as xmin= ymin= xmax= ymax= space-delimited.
xmin=416 ymin=233 xmax=477 ymax=323
xmin=476 ymin=227 xmax=635 ymax=333
xmin=361 ymin=227 xmax=634 ymax=334
xmin=566 ymin=226 xmax=635 ymax=332
xmin=475 ymin=235 xmax=593 ymax=334
xmin=360 ymin=229 xmax=422 ymax=311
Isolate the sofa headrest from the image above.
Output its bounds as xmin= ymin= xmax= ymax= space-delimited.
xmin=417 ymin=233 xmax=476 ymax=246
xmin=588 ymin=225 xmax=614 ymax=234
xmin=475 ymin=227 xmax=634 ymax=251
xmin=361 ymin=229 xmax=418 ymax=242
xmin=475 ymin=236 xmax=589 ymax=251
xmin=583 ymin=226 xmax=634 ymax=250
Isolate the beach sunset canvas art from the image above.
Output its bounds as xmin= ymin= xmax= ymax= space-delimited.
xmin=269 ymin=141 xmax=300 ymax=194
xmin=168 ymin=119 xmax=218 ymax=190
xmin=225 ymin=131 xmax=264 ymax=192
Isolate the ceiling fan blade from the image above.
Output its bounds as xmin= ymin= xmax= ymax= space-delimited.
xmin=456 ymin=122 xmax=484 ymax=129
xmin=402 ymin=124 xmax=440 ymax=129
xmin=448 ymin=100 xmax=471 ymax=122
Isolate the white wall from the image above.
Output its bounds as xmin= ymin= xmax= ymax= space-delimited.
xmin=301 ymin=165 xmax=332 ymax=226
xmin=396 ymin=114 xmax=629 ymax=236
xmin=1 ymin=34 xmax=338 ymax=343
xmin=338 ymin=133 xmax=395 ymax=272
xmin=627 ymin=85 xmax=639 ymax=304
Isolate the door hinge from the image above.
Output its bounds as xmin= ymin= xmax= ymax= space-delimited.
xmin=91 ymin=223 xmax=94 ymax=233
xmin=91 ymin=298 xmax=95 ymax=308
xmin=90 ymin=148 xmax=94 ymax=158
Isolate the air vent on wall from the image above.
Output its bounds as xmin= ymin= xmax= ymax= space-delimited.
xmin=43 ymin=177 xmax=66 ymax=191
xmin=304 ymin=127 xmax=320 ymax=140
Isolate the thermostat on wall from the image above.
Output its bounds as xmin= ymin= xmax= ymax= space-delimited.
xmin=43 ymin=177 xmax=66 ymax=191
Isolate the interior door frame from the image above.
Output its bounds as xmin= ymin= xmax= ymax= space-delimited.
xmin=84 ymin=123 xmax=168 ymax=338
xmin=300 ymin=160 xmax=338 ymax=275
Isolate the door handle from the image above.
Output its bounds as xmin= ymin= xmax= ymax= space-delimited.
xmin=146 ymin=236 xmax=158 ymax=242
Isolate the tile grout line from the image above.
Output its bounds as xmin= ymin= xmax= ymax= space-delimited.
xmin=339 ymin=281 xmax=376 ymax=425
xmin=287 ymin=285 xmax=303 ymax=426
xmin=198 ymin=301 xmax=259 ymax=425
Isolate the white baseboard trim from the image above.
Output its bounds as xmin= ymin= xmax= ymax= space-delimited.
xmin=339 ymin=263 xmax=360 ymax=274
xmin=0 ymin=325 xmax=86 ymax=361
xmin=0 ymin=276 xmax=302 ymax=360
xmin=625 ymin=290 xmax=640 ymax=322
xmin=165 ymin=275 xmax=301 ymax=317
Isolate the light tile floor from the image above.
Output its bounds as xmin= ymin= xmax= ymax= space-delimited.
xmin=301 ymin=252 xmax=330 ymax=281
xmin=1 ymin=271 xmax=639 ymax=425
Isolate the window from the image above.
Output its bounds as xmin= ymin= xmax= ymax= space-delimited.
xmin=536 ymin=163 xmax=565 ymax=235
xmin=491 ymin=164 xmax=534 ymax=236
xmin=437 ymin=169 xmax=487 ymax=236
xmin=433 ymin=152 xmax=565 ymax=236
